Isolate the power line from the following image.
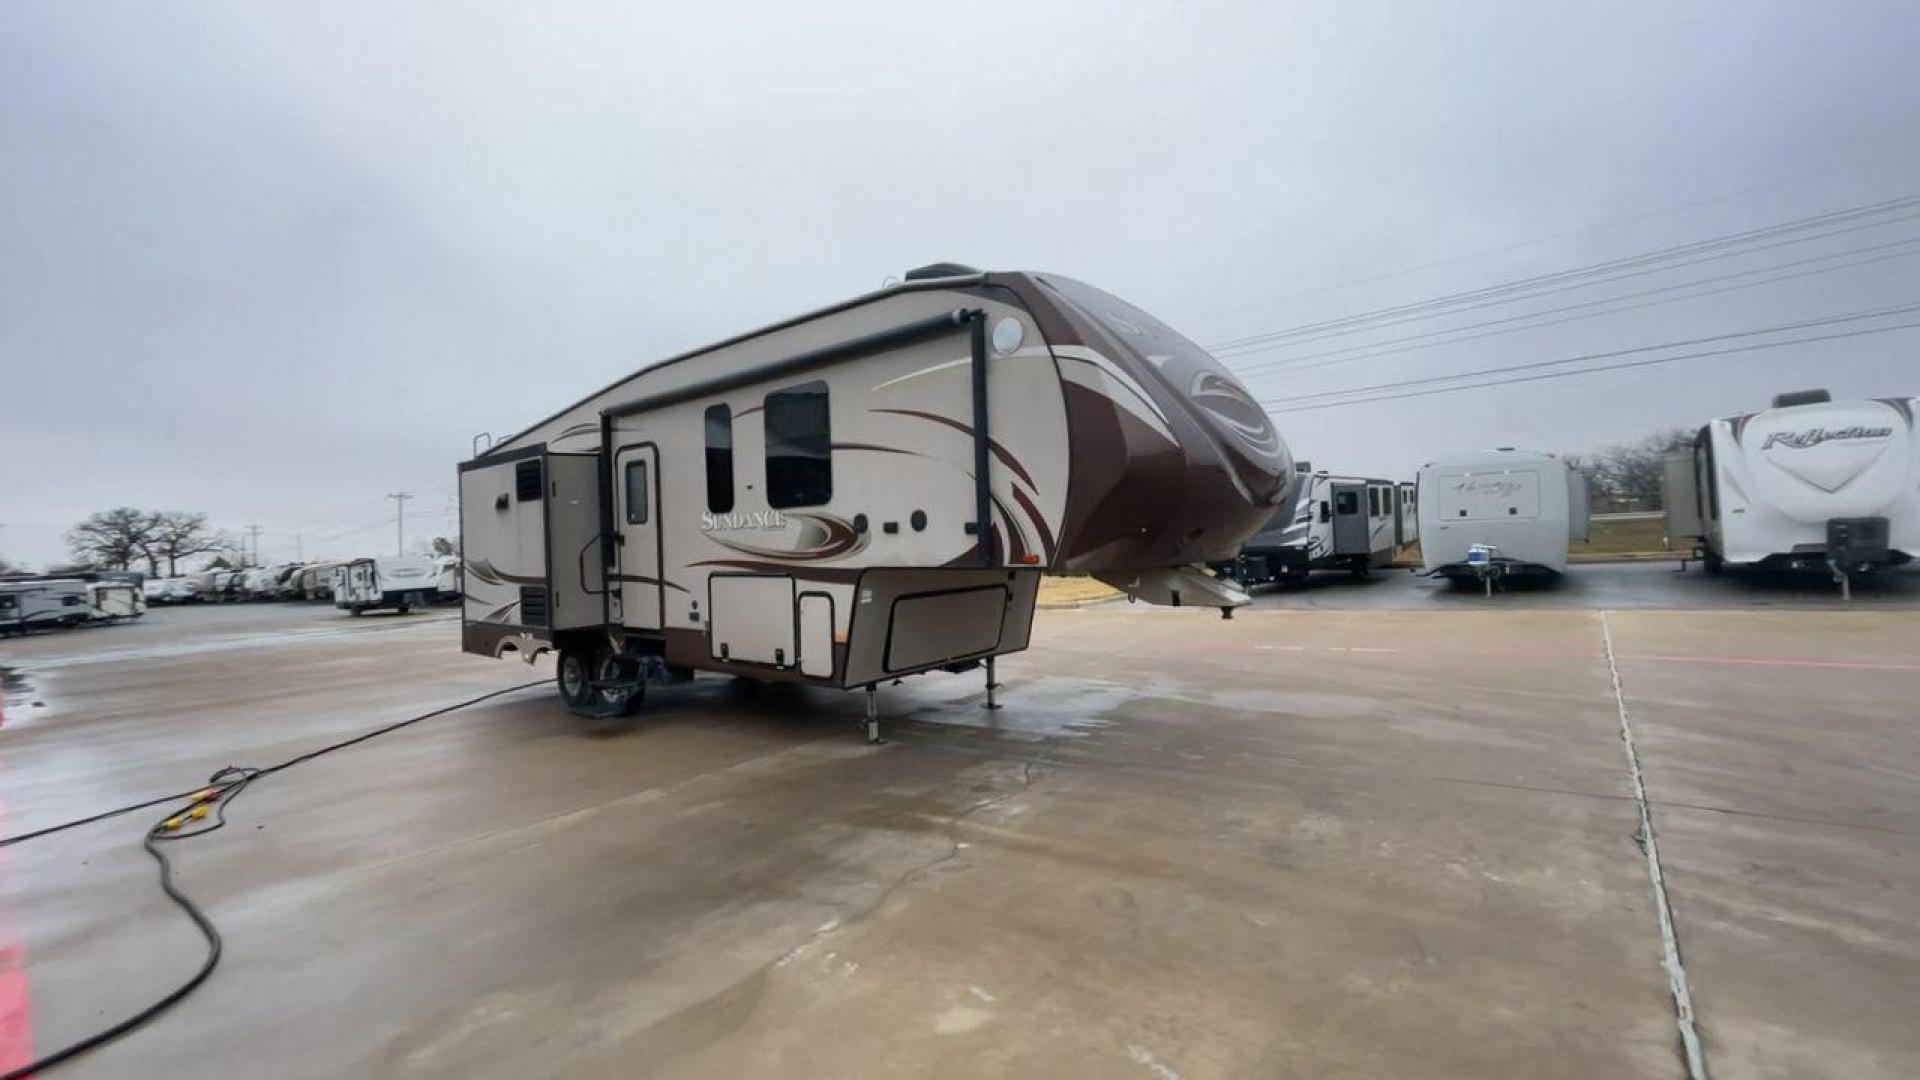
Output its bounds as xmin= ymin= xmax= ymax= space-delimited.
xmin=1208 ymin=194 xmax=1920 ymax=354
xmin=1263 ymin=318 xmax=1920 ymax=415
xmin=1217 ymin=207 xmax=1920 ymax=360
xmin=1198 ymin=157 xmax=1912 ymax=319
xmin=1261 ymin=301 xmax=1920 ymax=407
xmin=1230 ymin=237 xmax=1920 ymax=380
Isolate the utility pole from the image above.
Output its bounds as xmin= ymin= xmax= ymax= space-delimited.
xmin=245 ymin=524 xmax=263 ymax=567
xmin=387 ymin=493 xmax=413 ymax=556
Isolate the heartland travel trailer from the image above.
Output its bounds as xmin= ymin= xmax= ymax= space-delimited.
xmin=459 ymin=265 xmax=1293 ymax=732
xmin=332 ymin=556 xmax=438 ymax=614
xmin=1212 ymin=469 xmax=1400 ymax=585
xmin=0 ymin=579 xmax=90 ymax=633
xmin=1417 ymin=449 xmax=1590 ymax=582
xmin=295 ymin=561 xmax=343 ymax=600
xmin=1665 ymin=390 xmax=1918 ymax=577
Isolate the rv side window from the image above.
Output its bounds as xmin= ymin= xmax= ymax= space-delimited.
xmin=1368 ymin=489 xmax=1380 ymax=515
xmin=765 ymin=381 xmax=832 ymax=508
xmin=1318 ymin=500 xmax=1330 ymax=523
xmin=1335 ymin=491 xmax=1359 ymax=515
xmin=705 ymin=404 xmax=735 ymax=513
xmin=625 ymin=461 xmax=649 ymax=525
xmin=515 ymin=459 xmax=543 ymax=502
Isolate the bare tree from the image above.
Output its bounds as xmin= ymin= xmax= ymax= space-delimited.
xmin=66 ymin=507 xmax=158 ymax=572
xmin=149 ymin=511 xmax=227 ymax=577
xmin=1583 ymin=428 xmax=1694 ymax=511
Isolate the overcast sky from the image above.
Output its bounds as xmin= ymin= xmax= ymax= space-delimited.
xmin=4 ymin=1 xmax=1917 ymax=570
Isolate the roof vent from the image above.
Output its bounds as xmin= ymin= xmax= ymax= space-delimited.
xmin=903 ymin=262 xmax=980 ymax=281
xmin=1771 ymin=388 xmax=1831 ymax=408
xmin=1294 ymin=460 xmax=1312 ymax=473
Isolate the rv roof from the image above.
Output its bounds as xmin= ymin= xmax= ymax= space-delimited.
xmin=479 ymin=270 xmax=988 ymax=459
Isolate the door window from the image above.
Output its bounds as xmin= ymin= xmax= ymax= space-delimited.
xmin=1335 ymin=491 xmax=1359 ymax=515
xmin=765 ymin=381 xmax=832 ymax=508
xmin=625 ymin=460 xmax=650 ymax=524
xmin=705 ymin=404 xmax=734 ymax=513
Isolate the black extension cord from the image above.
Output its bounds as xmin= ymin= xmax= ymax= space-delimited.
xmin=0 ymin=679 xmax=547 ymax=1080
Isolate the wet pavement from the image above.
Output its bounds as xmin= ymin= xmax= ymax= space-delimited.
xmin=1243 ymin=558 xmax=1920 ymax=610
xmin=1 ymin=601 xmax=1915 ymax=1078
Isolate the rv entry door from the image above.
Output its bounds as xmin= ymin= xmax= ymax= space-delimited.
xmin=1331 ymin=482 xmax=1369 ymax=555
xmin=614 ymin=444 xmax=663 ymax=630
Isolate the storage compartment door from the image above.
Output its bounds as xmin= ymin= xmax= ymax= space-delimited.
xmin=885 ymin=586 xmax=1008 ymax=673
xmin=710 ymin=575 xmax=796 ymax=666
xmin=798 ymin=593 xmax=835 ymax=678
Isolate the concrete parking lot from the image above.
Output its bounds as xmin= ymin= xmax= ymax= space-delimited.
xmin=2 ymin=597 xmax=1916 ymax=1078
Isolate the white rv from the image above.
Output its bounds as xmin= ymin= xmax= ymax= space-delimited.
xmin=0 ymin=579 xmax=91 ymax=634
xmin=332 ymin=556 xmax=439 ymax=614
xmin=87 ymin=580 xmax=146 ymax=621
xmin=1665 ymin=390 xmax=1918 ymax=577
xmin=1417 ymin=448 xmax=1590 ymax=582
xmin=458 ymin=265 xmax=1294 ymax=732
xmin=1214 ymin=469 xmax=1401 ymax=585
xmin=295 ymin=561 xmax=342 ymax=601
xmin=433 ymin=554 xmax=460 ymax=601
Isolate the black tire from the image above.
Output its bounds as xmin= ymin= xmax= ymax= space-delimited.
xmin=593 ymin=649 xmax=645 ymax=717
xmin=1350 ymin=560 xmax=1371 ymax=580
xmin=349 ymin=606 xmax=364 ymax=616
xmin=1702 ymin=548 xmax=1723 ymax=575
xmin=396 ymin=606 xmax=411 ymax=615
xmin=557 ymin=650 xmax=595 ymax=709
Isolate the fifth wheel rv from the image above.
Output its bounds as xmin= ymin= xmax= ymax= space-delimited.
xmin=459 ymin=264 xmax=1295 ymax=735
xmin=1417 ymin=448 xmax=1590 ymax=584
xmin=1664 ymin=389 xmax=1918 ymax=578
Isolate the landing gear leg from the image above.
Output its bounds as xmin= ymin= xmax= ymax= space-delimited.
xmin=984 ymin=656 xmax=1002 ymax=711
xmin=864 ymin=684 xmax=883 ymax=744
xmin=1830 ymin=559 xmax=1853 ymax=602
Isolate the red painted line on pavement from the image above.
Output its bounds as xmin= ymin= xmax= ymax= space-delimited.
xmin=1615 ymin=652 xmax=1920 ymax=673
xmin=0 ymin=692 xmax=34 ymax=1074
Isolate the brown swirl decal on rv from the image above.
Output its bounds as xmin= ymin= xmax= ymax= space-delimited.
xmin=1189 ymin=370 xmax=1280 ymax=454
xmin=702 ymin=511 xmax=869 ymax=562
xmin=462 ymin=558 xmax=545 ymax=587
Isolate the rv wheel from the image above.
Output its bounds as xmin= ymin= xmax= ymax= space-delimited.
xmin=593 ymin=650 xmax=645 ymax=717
xmin=1702 ymin=549 xmax=1723 ymax=575
xmin=557 ymin=650 xmax=594 ymax=709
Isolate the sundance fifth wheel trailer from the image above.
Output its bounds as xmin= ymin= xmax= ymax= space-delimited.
xmin=458 ymin=264 xmax=1296 ymax=735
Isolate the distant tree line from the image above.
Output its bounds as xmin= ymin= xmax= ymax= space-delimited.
xmin=64 ymin=509 xmax=230 ymax=576
xmin=1564 ymin=427 xmax=1693 ymax=512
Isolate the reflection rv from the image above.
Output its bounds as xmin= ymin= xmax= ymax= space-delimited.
xmin=1214 ymin=469 xmax=1402 ymax=585
xmin=1417 ymin=449 xmax=1589 ymax=580
xmin=1664 ymin=390 xmax=1918 ymax=576
xmin=458 ymin=264 xmax=1294 ymax=734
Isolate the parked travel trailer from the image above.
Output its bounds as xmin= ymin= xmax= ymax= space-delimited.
xmin=1417 ymin=448 xmax=1590 ymax=582
xmin=295 ymin=562 xmax=342 ymax=601
xmin=1213 ymin=468 xmax=1401 ymax=585
xmin=458 ymin=265 xmax=1293 ymax=731
xmin=242 ymin=566 xmax=291 ymax=600
xmin=332 ymin=556 xmax=439 ymax=614
xmin=0 ymin=579 xmax=91 ymax=633
xmin=87 ymin=580 xmax=146 ymax=621
xmin=1395 ymin=481 xmax=1419 ymax=547
xmin=433 ymin=555 xmax=460 ymax=601
xmin=1665 ymin=389 xmax=1918 ymax=578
